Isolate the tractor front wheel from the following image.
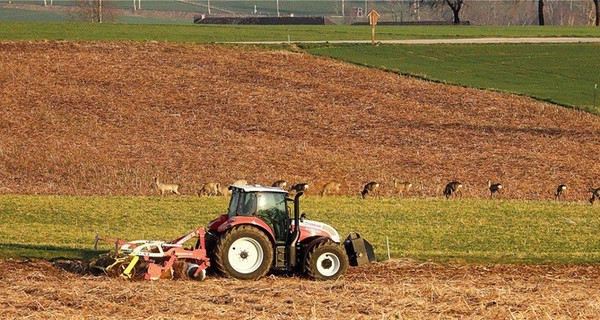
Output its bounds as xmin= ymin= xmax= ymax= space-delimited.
xmin=213 ymin=226 xmax=273 ymax=280
xmin=306 ymin=240 xmax=349 ymax=280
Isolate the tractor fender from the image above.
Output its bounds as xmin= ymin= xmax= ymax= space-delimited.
xmin=298 ymin=236 xmax=330 ymax=273
xmin=216 ymin=216 xmax=276 ymax=245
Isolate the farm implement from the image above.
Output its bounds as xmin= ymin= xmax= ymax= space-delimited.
xmin=92 ymin=185 xmax=375 ymax=281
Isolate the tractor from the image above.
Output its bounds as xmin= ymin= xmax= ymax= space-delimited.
xmin=92 ymin=185 xmax=375 ymax=280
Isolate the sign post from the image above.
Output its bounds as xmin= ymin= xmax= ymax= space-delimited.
xmin=367 ymin=9 xmax=380 ymax=46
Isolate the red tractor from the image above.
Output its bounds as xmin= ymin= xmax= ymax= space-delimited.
xmin=93 ymin=185 xmax=374 ymax=280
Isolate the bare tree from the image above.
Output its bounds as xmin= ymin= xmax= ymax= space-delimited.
xmin=594 ymin=0 xmax=599 ymax=26
xmin=538 ymin=0 xmax=545 ymax=25
xmin=423 ymin=0 xmax=464 ymax=25
xmin=71 ymin=0 xmax=115 ymax=23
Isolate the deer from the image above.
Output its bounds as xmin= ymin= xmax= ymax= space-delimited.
xmin=590 ymin=188 xmax=600 ymax=205
xmin=321 ymin=181 xmax=341 ymax=196
xmin=392 ymin=178 xmax=412 ymax=196
xmin=154 ymin=177 xmax=180 ymax=197
xmin=443 ymin=181 xmax=463 ymax=199
xmin=199 ymin=182 xmax=220 ymax=197
xmin=361 ymin=181 xmax=379 ymax=199
xmin=555 ymin=184 xmax=567 ymax=201
xmin=487 ymin=180 xmax=503 ymax=198
xmin=272 ymin=180 xmax=287 ymax=189
xmin=290 ymin=183 xmax=309 ymax=193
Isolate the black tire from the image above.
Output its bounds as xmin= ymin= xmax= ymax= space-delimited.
xmin=213 ymin=226 xmax=273 ymax=280
xmin=305 ymin=240 xmax=349 ymax=280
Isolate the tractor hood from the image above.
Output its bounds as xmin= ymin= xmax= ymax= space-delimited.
xmin=298 ymin=219 xmax=341 ymax=243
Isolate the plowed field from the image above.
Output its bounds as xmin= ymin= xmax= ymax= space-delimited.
xmin=2 ymin=259 xmax=600 ymax=319
xmin=1 ymin=41 xmax=599 ymax=198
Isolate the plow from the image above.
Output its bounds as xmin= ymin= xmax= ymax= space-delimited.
xmin=91 ymin=185 xmax=375 ymax=281
xmin=91 ymin=228 xmax=210 ymax=280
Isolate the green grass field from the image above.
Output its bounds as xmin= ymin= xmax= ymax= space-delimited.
xmin=1 ymin=195 xmax=599 ymax=264
xmin=2 ymin=22 xmax=600 ymax=42
xmin=305 ymin=43 xmax=600 ymax=112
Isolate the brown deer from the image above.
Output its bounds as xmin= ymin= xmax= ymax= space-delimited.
xmin=361 ymin=182 xmax=379 ymax=199
xmin=487 ymin=180 xmax=503 ymax=198
xmin=590 ymin=188 xmax=600 ymax=205
xmin=199 ymin=182 xmax=220 ymax=197
xmin=555 ymin=184 xmax=567 ymax=201
xmin=321 ymin=181 xmax=341 ymax=196
xmin=392 ymin=178 xmax=412 ymax=196
xmin=154 ymin=177 xmax=180 ymax=196
xmin=443 ymin=181 xmax=463 ymax=199
xmin=272 ymin=180 xmax=287 ymax=189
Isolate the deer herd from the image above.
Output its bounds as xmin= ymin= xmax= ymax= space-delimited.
xmin=153 ymin=176 xmax=600 ymax=204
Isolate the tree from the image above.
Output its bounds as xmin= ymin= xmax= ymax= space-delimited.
xmin=594 ymin=0 xmax=599 ymax=26
xmin=538 ymin=0 xmax=545 ymax=25
xmin=423 ymin=0 xmax=464 ymax=25
xmin=445 ymin=0 xmax=464 ymax=25
xmin=71 ymin=0 xmax=116 ymax=23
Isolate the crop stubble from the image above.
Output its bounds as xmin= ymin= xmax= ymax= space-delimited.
xmin=0 ymin=41 xmax=599 ymax=199
xmin=1 ymin=259 xmax=600 ymax=319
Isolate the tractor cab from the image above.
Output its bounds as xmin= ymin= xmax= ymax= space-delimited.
xmin=225 ymin=185 xmax=289 ymax=244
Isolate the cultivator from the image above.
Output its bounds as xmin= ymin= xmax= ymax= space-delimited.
xmin=91 ymin=228 xmax=210 ymax=281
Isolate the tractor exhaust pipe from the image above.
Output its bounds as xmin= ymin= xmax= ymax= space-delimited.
xmin=287 ymin=191 xmax=303 ymax=267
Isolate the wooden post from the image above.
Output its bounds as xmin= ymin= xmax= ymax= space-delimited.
xmin=98 ymin=0 xmax=102 ymax=23
xmin=367 ymin=9 xmax=380 ymax=46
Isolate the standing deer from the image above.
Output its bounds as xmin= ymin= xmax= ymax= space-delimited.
xmin=555 ymin=184 xmax=567 ymax=201
xmin=154 ymin=177 xmax=180 ymax=196
xmin=272 ymin=180 xmax=287 ymax=189
xmin=361 ymin=182 xmax=379 ymax=199
xmin=321 ymin=181 xmax=341 ymax=196
xmin=443 ymin=181 xmax=463 ymax=199
xmin=199 ymin=182 xmax=220 ymax=197
xmin=590 ymin=188 xmax=600 ymax=205
xmin=488 ymin=180 xmax=503 ymax=198
xmin=392 ymin=178 xmax=412 ymax=196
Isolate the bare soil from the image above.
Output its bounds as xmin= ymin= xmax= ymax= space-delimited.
xmin=1 ymin=41 xmax=599 ymax=199
xmin=2 ymin=259 xmax=600 ymax=319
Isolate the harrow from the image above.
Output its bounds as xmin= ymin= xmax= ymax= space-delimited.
xmin=91 ymin=228 xmax=210 ymax=281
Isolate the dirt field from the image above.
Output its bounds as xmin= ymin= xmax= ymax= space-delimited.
xmin=1 ymin=259 xmax=599 ymax=319
xmin=1 ymin=41 xmax=599 ymax=199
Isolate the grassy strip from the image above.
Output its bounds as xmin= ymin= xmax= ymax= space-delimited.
xmin=304 ymin=43 xmax=600 ymax=113
xmin=1 ymin=22 xmax=600 ymax=42
xmin=1 ymin=195 xmax=599 ymax=263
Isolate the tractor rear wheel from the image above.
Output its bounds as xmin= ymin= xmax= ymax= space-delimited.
xmin=306 ymin=240 xmax=349 ymax=280
xmin=213 ymin=226 xmax=273 ymax=280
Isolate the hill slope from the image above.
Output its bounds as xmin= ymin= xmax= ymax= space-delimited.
xmin=0 ymin=41 xmax=599 ymax=199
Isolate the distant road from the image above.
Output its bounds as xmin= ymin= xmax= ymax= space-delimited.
xmin=224 ymin=37 xmax=600 ymax=45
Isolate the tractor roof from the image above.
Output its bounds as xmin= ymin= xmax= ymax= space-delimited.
xmin=230 ymin=185 xmax=288 ymax=194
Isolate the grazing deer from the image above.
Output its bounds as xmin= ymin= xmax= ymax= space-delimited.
xmin=290 ymin=183 xmax=309 ymax=193
xmin=154 ymin=177 xmax=180 ymax=196
xmin=590 ymin=188 xmax=600 ymax=205
xmin=392 ymin=178 xmax=412 ymax=196
xmin=443 ymin=181 xmax=463 ymax=199
xmin=199 ymin=182 xmax=220 ymax=197
xmin=361 ymin=181 xmax=380 ymax=199
xmin=272 ymin=180 xmax=287 ymax=189
xmin=555 ymin=184 xmax=567 ymax=201
xmin=321 ymin=181 xmax=341 ymax=196
xmin=487 ymin=180 xmax=503 ymax=198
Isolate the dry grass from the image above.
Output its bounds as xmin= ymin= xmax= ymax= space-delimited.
xmin=2 ymin=259 xmax=600 ymax=319
xmin=0 ymin=41 xmax=599 ymax=199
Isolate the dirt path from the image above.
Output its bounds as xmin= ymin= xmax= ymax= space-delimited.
xmin=2 ymin=259 xmax=600 ymax=319
xmin=225 ymin=37 xmax=600 ymax=45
